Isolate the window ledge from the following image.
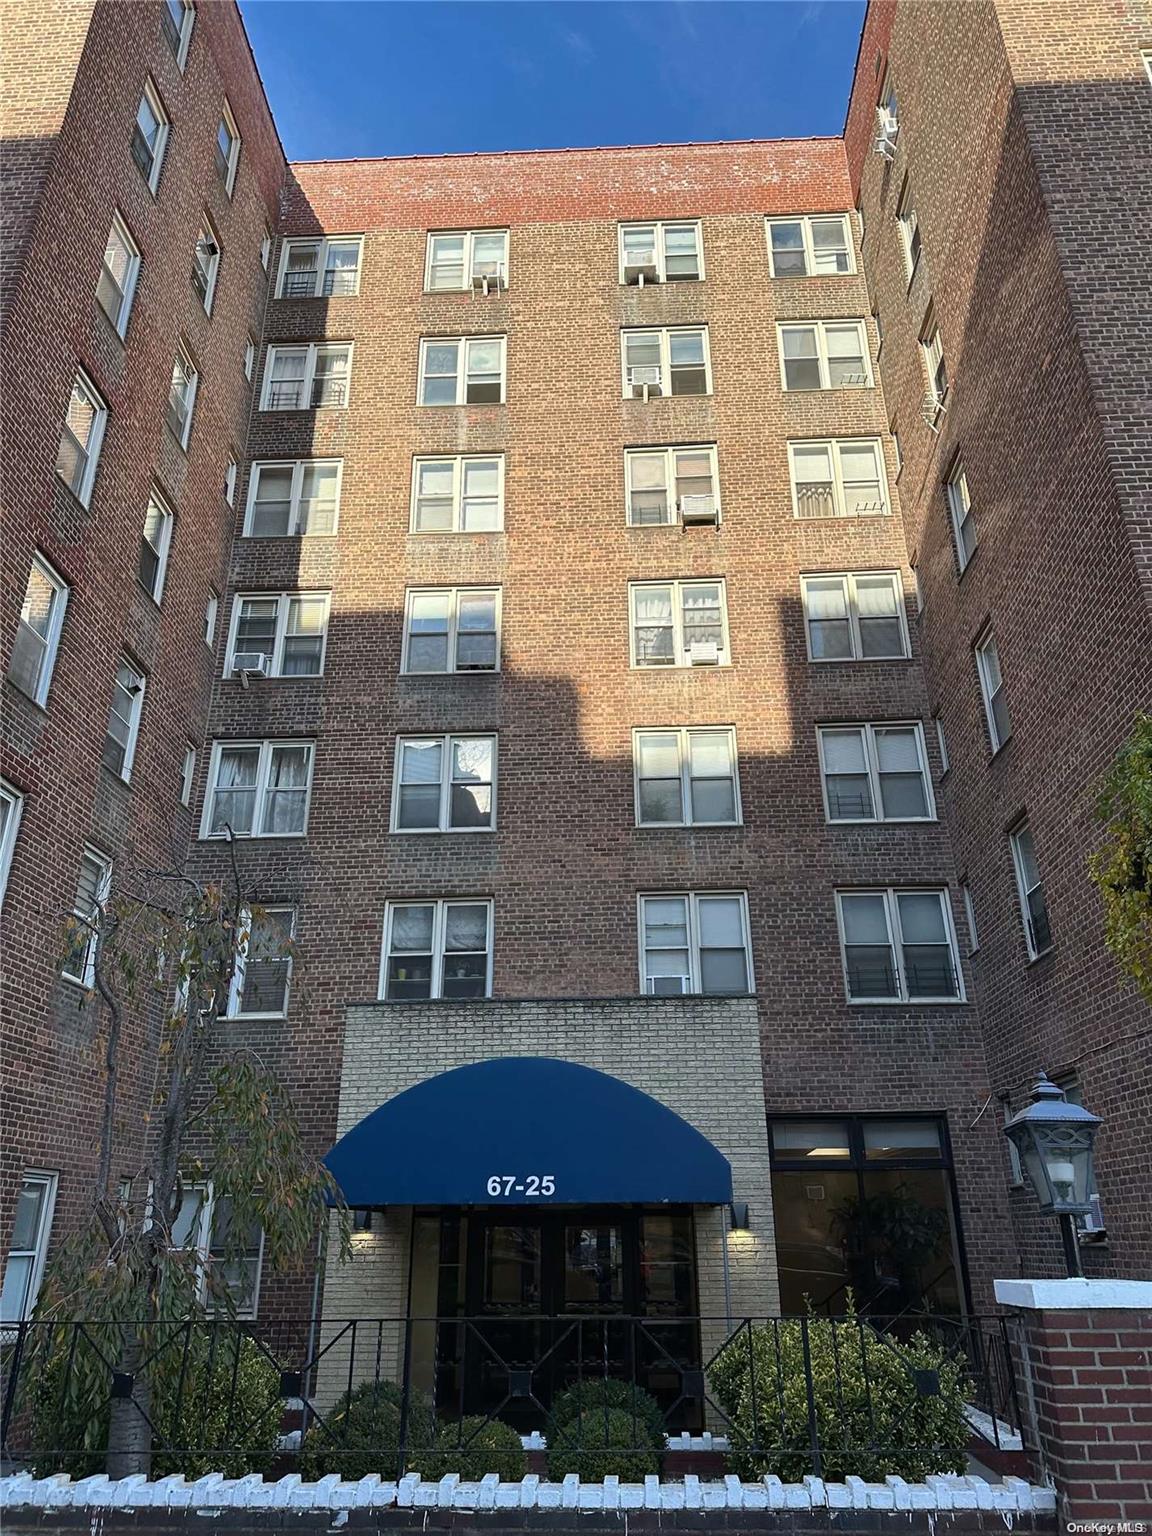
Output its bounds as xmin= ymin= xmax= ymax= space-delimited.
xmin=1025 ymin=947 xmax=1055 ymax=968
xmin=3 ymin=676 xmax=49 ymax=715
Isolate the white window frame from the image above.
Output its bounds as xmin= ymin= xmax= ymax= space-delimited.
xmin=409 ymin=455 xmax=505 ymax=534
xmin=260 ymin=343 xmax=353 ymax=411
xmin=161 ymin=0 xmax=194 ymax=69
xmin=401 ymin=586 xmax=502 ymax=675
xmin=224 ymin=461 xmax=237 ymax=505
xmin=961 ymin=882 xmax=979 ymax=954
xmin=934 ymin=712 xmax=950 ymax=774
xmin=56 ymin=369 xmax=107 ymax=507
xmin=947 ymin=460 xmax=977 ymax=572
xmin=180 ymin=744 xmax=196 ymax=807
xmin=897 ymin=179 xmax=921 ymax=283
xmin=102 ymin=659 xmax=146 ymax=782
xmin=243 ymin=338 xmax=256 ymax=381
xmin=629 ymin=579 xmax=731 ymax=668
xmin=620 ymin=326 xmax=712 ymax=398
xmin=921 ymin=319 xmax=948 ymax=408
xmin=276 ymin=235 xmax=363 ymax=299
xmin=817 ymin=722 xmax=935 ymax=824
xmin=975 ymin=629 xmax=1011 ymax=752
xmin=224 ymin=591 xmax=331 ymax=677
xmin=200 ymin=740 xmax=315 ymax=841
xmin=226 ymin=905 xmax=295 ymax=1019
xmin=171 ymin=1183 xmax=264 ymax=1319
xmin=166 ymin=343 xmax=198 ymax=450
xmin=138 ymin=489 xmax=174 ymax=604
xmin=777 ymin=320 xmax=873 ymax=391
xmin=633 ymin=727 xmax=741 ymax=828
xmin=243 ymin=459 xmax=344 ymax=538
xmin=417 ymin=335 xmax=507 ymax=406
xmin=9 ymin=553 xmax=69 ymax=706
xmin=765 ymin=214 xmax=855 ymax=278
xmin=424 ymin=229 xmax=509 ymax=292
xmin=133 ymin=79 xmax=169 ymax=195
xmin=260 ymin=228 xmax=272 ymax=271
xmin=788 ymin=438 xmax=889 ymax=519
xmin=617 ymin=220 xmax=704 ymax=284
xmin=835 ymin=888 xmax=965 ymax=1005
xmin=378 ymin=898 xmax=494 ymax=1001
xmin=0 ymin=1171 xmax=58 ymax=1325
xmin=97 ymin=212 xmax=141 ymax=338
xmin=624 ymin=444 xmax=721 ymax=528
xmin=204 ymin=592 xmax=219 ymax=646
xmin=1010 ymin=821 xmax=1052 ymax=960
xmin=0 ymin=779 xmax=24 ymax=909
xmin=390 ymin=734 xmax=497 ymax=834
xmin=192 ymin=216 xmax=221 ymax=314
xmin=800 ymin=571 xmax=910 ymax=663
xmin=637 ymin=890 xmax=753 ymax=996
xmin=62 ymin=846 xmax=112 ymax=988
xmin=216 ymin=100 xmax=240 ymax=195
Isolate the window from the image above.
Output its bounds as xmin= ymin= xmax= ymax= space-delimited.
xmin=621 ymin=326 xmax=710 ymax=397
xmin=102 ymin=659 xmax=145 ymax=781
xmin=1010 ymin=821 xmax=1052 ymax=959
xmin=8 ymin=555 xmax=68 ymax=705
xmin=226 ymin=592 xmax=330 ymax=676
xmin=277 ymin=236 xmax=362 ymax=298
xmin=131 ymin=80 xmax=168 ymax=193
xmin=639 ymin=891 xmax=752 ymax=995
xmin=1144 ymin=49 xmax=1152 ymax=85
xmin=97 ymin=213 xmax=140 ymax=337
xmin=261 ymin=343 xmax=352 ymax=410
xmin=215 ymin=102 xmax=240 ymax=194
xmin=0 ymin=1173 xmax=58 ymax=1325
xmin=0 ymin=780 xmax=24 ymax=909
xmin=778 ymin=321 xmax=871 ymax=391
xmin=137 ymin=490 xmax=173 ymax=602
xmin=56 ymin=369 xmax=107 ymax=506
xmin=619 ymin=221 xmax=703 ymax=283
xmin=921 ymin=314 xmax=949 ymax=409
xmin=961 ymin=882 xmax=978 ymax=954
xmin=243 ymin=460 xmax=342 ymax=537
xmin=425 ymin=229 xmax=508 ymax=291
xmin=192 ymin=217 xmax=220 ymax=313
xmin=392 ymin=735 xmax=496 ymax=832
xmin=172 ymin=1186 xmax=263 ymax=1317
xmin=790 ymin=439 xmax=887 ymax=519
xmin=880 ymin=71 xmax=899 ymax=131
xmin=946 ymin=460 xmax=976 ymax=571
xmin=243 ymin=337 xmax=256 ymax=380
xmin=160 ymin=0 xmax=193 ymax=67
xmin=625 ymin=445 xmax=719 ymax=527
xmin=204 ymin=592 xmax=219 ymax=646
xmin=818 ymin=723 xmax=934 ymax=823
xmin=801 ymin=571 xmax=908 ymax=662
xmin=934 ymin=713 xmax=950 ymax=774
xmin=180 ymin=744 xmax=196 ymax=807
xmin=201 ymin=741 xmax=314 ymax=839
xmin=766 ymin=214 xmax=853 ymax=277
xmin=410 ymin=455 xmax=503 ymax=533
xmin=62 ymin=847 xmax=111 ymax=987
xmin=836 ymin=889 xmax=963 ymax=1003
xmin=224 ymin=460 xmax=237 ymax=505
xmin=630 ymin=579 xmax=729 ymax=667
xmin=975 ymin=629 xmax=1011 ymax=751
xmin=380 ymin=899 xmax=493 ymax=1000
xmin=891 ymin=422 xmax=903 ymax=477
xmin=227 ymin=906 xmax=294 ymax=1017
xmin=166 ymin=344 xmax=198 ymax=449
xmin=418 ymin=335 xmax=505 ymax=406
xmin=896 ymin=180 xmax=921 ymax=282
xmin=634 ymin=727 xmax=740 ymax=827
xmin=260 ymin=228 xmax=272 ymax=271
xmin=402 ymin=587 xmax=500 ymax=674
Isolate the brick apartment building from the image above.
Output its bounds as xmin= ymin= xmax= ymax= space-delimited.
xmin=1 ymin=0 xmax=1149 ymax=1414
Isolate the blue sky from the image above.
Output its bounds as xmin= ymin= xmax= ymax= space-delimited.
xmin=239 ymin=1 xmax=866 ymax=161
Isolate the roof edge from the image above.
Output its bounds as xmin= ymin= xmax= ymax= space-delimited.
xmin=288 ymin=134 xmax=845 ymax=170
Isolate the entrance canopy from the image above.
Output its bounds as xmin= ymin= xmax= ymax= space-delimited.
xmin=325 ymin=1056 xmax=733 ymax=1207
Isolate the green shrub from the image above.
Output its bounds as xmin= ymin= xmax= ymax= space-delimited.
xmin=412 ymin=1415 xmax=526 ymax=1481
xmin=709 ymin=1318 xmax=970 ymax=1483
xmin=548 ymin=1407 xmax=661 ymax=1482
xmin=548 ymin=1378 xmax=666 ymax=1446
xmin=298 ymin=1378 xmax=435 ymax=1481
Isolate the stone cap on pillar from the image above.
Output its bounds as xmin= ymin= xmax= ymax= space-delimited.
xmin=995 ymin=1277 xmax=1152 ymax=1309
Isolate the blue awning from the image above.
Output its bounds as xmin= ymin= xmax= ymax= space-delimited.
xmin=325 ymin=1056 xmax=733 ymax=1206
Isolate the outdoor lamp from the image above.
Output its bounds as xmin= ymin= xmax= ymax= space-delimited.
xmin=729 ymin=1202 xmax=750 ymax=1232
xmin=1003 ymin=1073 xmax=1101 ymax=1276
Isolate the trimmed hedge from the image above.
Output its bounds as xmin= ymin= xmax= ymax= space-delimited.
xmin=548 ymin=1377 xmax=666 ymax=1446
xmin=548 ymin=1406 xmax=662 ymax=1482
xmin=412 ymin=1415 xmax=526 ymax=1481
xmin=299 ymin=1378 xmax=435 ymax=1481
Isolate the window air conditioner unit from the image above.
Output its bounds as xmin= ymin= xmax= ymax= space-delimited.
xmin=873 ymin=107 xmax=899 ymax=160
xmin=629 ymin=365 xmax=663 ymax=399
xmin=649 ymin=976 xmax=691 ymax=995
xmin=232 ymin=652 xmax=270 ymax=678
xmin=472 ymin=265 xmax=505 ymax=295
xmin=688 ymin=640 xmax=720 ymax=666
xmin=679 ymin=494 xmax=718 ymax=525
xmin=920 ymin=390 xmax=946 ymax=431
xmin=624 ymin=253 xmax=659 ymax=286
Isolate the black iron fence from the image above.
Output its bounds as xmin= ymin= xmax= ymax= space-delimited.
xmin=1 ymin=1312 xmax=1026 ymax=1482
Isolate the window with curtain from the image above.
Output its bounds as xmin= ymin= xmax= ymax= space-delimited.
xmin=203 ymin=742 xmax=314 ymax=839
xmin=381 ymin=899 xmax=493 ymax=1000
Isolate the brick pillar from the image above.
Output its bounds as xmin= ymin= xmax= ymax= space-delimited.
xmin=995 ymin=1279 xmax=1152 ymax=1522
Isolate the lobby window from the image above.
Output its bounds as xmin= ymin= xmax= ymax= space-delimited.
xmin=897 ymin=179 xmax=921 ymax=282
xmin=227 ymin=907 xmax=294 ymax=1018
xmin=425 ymin=229 xmax=508 ymax=291
xmin=277 ymin=236 xmax=362 ymax=298
xmin=402 ymin=586 xmax=500 ymax=674
xmin=102 ymin=659 xmax=146 ymax=781
xmin=975 ymin=629 xmax=1011 ymax=751
xmin=166 ymin=343 xmax=198 ymax=449
xmin=818 ymin=723 xmax=934 ymax=822
xmin=192 ymin=217 xmax=221 ymax=314
xmin=634 ymin=727 xmax=740 ymax=827
xmin=778 ymin=321 xmax=871 ymax=391
xmin=392 ymin=735 xmax=496 ymax=832
xmin=160 ymin=0 xmax=194 ymax=68
xmin=626 ymin=445 xmax=719 ymax=527
xmin=215 ymin=101 xmax=240 ymax=195
xmin=138 ymin=489 xmax=174 ymax=603
xmin=0 ymin=1172 xmax=58 ymax=1325
xmin=411 ymin=455 xmax=503 ymax=533
xmin=419 ymin=336 xmax=505 ymax=405
xmin=619 ymin=220 xmax=703 ymax=284
xmin=9 ymin=554 xmax=69 ymax=706
xmin=790 ymin=439 xmax=888 ymax=518
xmin=97 ymin=213 xmax=140 ymax=337
xmin=630 ymin=579 xmax=728 ymax=668
xmin=0 ymin=779 xmax=24 ymax=909
xmin=56 ymin=369 xmax=107 ymax=506
xmin=226 ymin=592 xmax=330 ymax=677
xmin=1010 ymin=820 xmax=1052 ymax=959
xmin=201 ymin=741 xmax=314 ymax=839
xmin=131 ymin=80 xmax=168 ymax=194
xmin=262 ymin=343 xmax=351 ymax=410
xmin=836 ymin=888 xmax=964 ymax=1003
xmin=800 ymin=572 xmax=909 ymax=662
xmin=946 ymin=460 xmax=977 ymax=572
xmin=768 ymin=1116 xmax=963 ymax=1316
xmin=766 ymin=214 xmax=853 ymax=277
xmin=173 ymin=1186 xmax=263 ymax=1317
xmin=380 ymin=899 xmax=493 ymax=1000
xmin=621 ymin=326 xmax=710 ymax=397
xmin=62 ymin=847 xmax=111 ymax=987
xmin=639 ymin=891 xmax=752 ymax=995
xmin=244 ymin=460 xmax=342 ymax=538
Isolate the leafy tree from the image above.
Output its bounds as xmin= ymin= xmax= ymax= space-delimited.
xmin=1090 ymin=712 xmax=1152 ymax=1002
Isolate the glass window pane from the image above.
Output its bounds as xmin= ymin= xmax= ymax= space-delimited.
xmin=391 ymin=905 xmax=434 ymax=951
xmin=637 ymin=732 xmax=680 ymax=778
xmin=771 ymin=1120 xmax=852 ymax=1159
xmin=804 ymin=578 xmax=847 ymax=620
xmin=669 ymin=330 xmax=704 ymax=365
xmin=643 ymin=897 xmax=688 ymax=950
xmin=699 ymin=948 xmax=748 ymax=994
xmin=688 ymin=732 xmax=731 ymax=777
xmin=9 ymin=1183 xmax=46 ymax=1252
xmin=855 ymin=576 xmax=899 ymax=617
xmin=821 ymin=729 xmax=867 ymax=774
xmin=862 ymin=1120 xmax=943 ymax=1161
xmin=401 ymin=739 xmax=443 ymax=784
xmin=896 ymin=893 xmax=947 ymax=945
xmin=841 ymin=893 xmax=889 ymax=945
xmin=445 ymin=903 xmax=488 ymax=951
xmin=690 ymin=778 xmax=735 ymax=823
xmin=638 ymin=780 xmax=683 ymax=823
xmin=698 ymin=896 xmax=742 ymax=947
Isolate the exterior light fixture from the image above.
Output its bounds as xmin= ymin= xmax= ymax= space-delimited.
xmin=729 ymin=1202 xmax=749 ymax=1232
xmin=351 ymin=1207 xmax=373 ymax=1233
xmin=1004 ymin=1073 xmax=1101 ymax=1277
